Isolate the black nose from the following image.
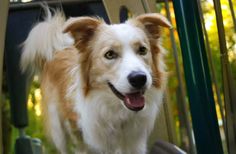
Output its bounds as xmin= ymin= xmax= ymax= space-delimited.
xmin=128 ymin=71 xmax=147 ymax=89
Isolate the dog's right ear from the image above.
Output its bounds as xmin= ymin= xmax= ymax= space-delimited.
xmin=63 ymin=17 xmax=102 ymax=46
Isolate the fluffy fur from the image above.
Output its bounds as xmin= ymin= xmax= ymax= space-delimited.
xmin=21 ymin=8 xmax=171 ymax=154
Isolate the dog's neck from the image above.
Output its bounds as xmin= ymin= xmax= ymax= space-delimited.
xmin=73 ymin=87 xmax=163 ymax=153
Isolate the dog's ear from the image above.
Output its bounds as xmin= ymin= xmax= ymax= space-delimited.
xmin=63 ymin=17 xmax=102 ymax=46
xmin=131 ymin=13 xmax=171 ymax=39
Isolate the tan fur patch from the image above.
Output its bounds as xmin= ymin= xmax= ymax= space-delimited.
xmin=63 ymin=17 xmax=105 ymax=96
xmin=149 ymin=39 xmax=163 ymax=88
xmin=63 ymin=17 xmax=103 ymax=49
xmin=42 ymin=47 xmax=80 ymax=125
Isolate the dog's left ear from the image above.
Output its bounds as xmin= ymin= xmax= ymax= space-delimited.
xmin=131 ymin=13 xmax=171 ymax=39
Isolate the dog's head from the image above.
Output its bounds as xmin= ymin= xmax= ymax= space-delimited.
xmin=63 ymin=14 xmax=171 ymax=111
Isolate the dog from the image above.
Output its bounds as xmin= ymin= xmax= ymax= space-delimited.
xmin=20 ymin=7 xmax=171 ymax=154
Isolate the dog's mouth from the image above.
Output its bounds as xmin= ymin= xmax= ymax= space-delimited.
xmin=108 ymin=82 xmax=145 ymax=111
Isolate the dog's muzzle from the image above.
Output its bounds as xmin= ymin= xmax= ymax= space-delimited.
xmin=108 ymin=71 xmax=147 ymax=111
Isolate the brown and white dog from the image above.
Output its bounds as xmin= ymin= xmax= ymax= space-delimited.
xmin=21 ymin=8 xmax=171 ymax=154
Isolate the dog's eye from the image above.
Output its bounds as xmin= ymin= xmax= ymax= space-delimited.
xmin=104 ymin=50 xmax=118 ymax=60
xmin=137 ymin=46 xmax=147 ymax=55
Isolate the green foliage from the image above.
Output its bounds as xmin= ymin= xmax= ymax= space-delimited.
xmin=202 ymin=0 xmax=236 ymax=89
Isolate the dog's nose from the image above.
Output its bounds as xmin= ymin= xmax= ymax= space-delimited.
xmin=128 ymin=71 xmax=147 ymax=89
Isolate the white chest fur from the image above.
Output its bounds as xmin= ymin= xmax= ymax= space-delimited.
xmin=75 ymin=88 xmax=163 ymax=154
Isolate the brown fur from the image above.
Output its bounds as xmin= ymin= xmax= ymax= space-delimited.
xmin=38 ymin=13 xmax=170 ymax=152
xmin=63 ymin=17 xmax=104 ymax=96
xmin=41 ymin=47 xmax=80 ymax=129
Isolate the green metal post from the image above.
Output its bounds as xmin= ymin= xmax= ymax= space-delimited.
xmin=172 ymin=0 xmax=224 ymax=154
xmin=164 ymin=1 xmax=196 ymax=153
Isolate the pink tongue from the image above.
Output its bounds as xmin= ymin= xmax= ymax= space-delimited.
xmin=124 ymin=93 xmax=145 ymax=111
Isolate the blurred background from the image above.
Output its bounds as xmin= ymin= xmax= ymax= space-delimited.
xmin=1 ymin=0 xmax=236 ymax=153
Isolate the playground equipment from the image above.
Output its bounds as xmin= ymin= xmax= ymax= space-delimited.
xmin=1 ymin=0 xmax=236 ymax=153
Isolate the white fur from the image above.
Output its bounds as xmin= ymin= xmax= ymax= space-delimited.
xmin=111 ymin=24 xmax=152 ymax=94
xmin=48 ymin=103 xmax=67 ymax=154
xmin=72 ymin=23 xmax=164 ymax=153
xmin=75 ymin=88 xmax=163 ymax=154
xmin=90 ymin=23 xmax=153 ymax=95
xmin=21 ymin=10 xmax=167 ymax=154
